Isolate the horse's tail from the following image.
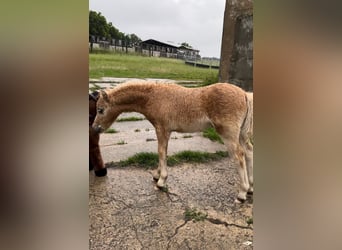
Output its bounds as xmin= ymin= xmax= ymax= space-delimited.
xmin=240 ymin=92 xmax=253 ymax=141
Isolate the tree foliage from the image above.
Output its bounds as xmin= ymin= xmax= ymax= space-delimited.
xmin=180 ymin=42 xmax=192 ymax=48
xmin=89 ymin=10 xmax=142 ymax=44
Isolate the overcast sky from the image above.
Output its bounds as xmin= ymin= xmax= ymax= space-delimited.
xmin=89 ymin=0 xmax=226 ymax=58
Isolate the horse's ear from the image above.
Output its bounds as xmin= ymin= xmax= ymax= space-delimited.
xmin=100 ymin=90 xmax=109 ymax=102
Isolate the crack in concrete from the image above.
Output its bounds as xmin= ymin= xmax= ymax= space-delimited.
xmin=166 ymin=191 xmax=183 ymax=203
xmin=110 ymin=197 xmax=145 ymax=249
xmin=206 ymin=217 xmax=252 ymax=230
xmin=166 ymin=220 xmax=189 ymax=250
xmin=129 ymin=211 xmax=145 ymax=250
xmin=90 ymin=194 xmax=145 ymax=249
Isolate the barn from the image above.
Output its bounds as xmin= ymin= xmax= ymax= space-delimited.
xmin=140 ymin=39 xmax=200 ymax=60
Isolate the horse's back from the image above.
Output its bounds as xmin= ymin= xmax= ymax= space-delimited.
xmin=201 ymin=83 xmax=247 ymax=117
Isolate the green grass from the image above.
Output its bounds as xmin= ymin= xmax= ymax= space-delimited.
xmin=246 ymin=217 xmax=253 ymax=225
xmin=188 ymin=59 xmax=220 ymax=67
xmin=116 ymin=150 xmax=228 ymax=169
xmin=203 ymin=127 xmax=224 ymax=144
xmin=116 ymin=140 xmax=127 ymax=145
xmin=167 ymin=150 xmax=228 ymax=166
xmin=201 ymin=73 xmax=219 ymax=86
xmin=117 ymin=152 xmax=159 ymax=168
xmin=105 ymin=128 xmax=118 ymax=134
xmin=184 ymin=208 xmax=208 ymax=222
xmin=116 ymin=116 xmax=145 ymax=122
xmin=89 ymin=53 xmax=218 ymax=81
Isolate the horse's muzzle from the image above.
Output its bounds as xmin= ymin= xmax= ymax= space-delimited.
xmin=92 ymin=125 xmax=104 ymax=133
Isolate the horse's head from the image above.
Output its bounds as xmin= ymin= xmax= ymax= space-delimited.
xmin=92 ymin=90 xmax=115 ymax=133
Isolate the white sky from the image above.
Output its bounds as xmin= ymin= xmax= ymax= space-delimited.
xmin=89 ymin=0 xmax=226 ymax=58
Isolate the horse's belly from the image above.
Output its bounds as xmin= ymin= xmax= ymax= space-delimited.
xmin=173 ymin=117 xmax=212 ymax=133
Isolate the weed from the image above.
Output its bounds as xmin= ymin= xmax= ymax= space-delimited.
xmin=171 ymin=136 xmax=178 ymax=140
xmin=134 ymin=129 xmax=141 ymax=132
xmin=116 ymin=140 xmax=126 ymax=145
xmin=146 ymin=138 xmax=156 ymax=142
xmin=105 ymin=128 xmax=118 ymax=134
xmin=203 ymin=127 xmax=223 ymax=144
xmin=184 ymin=208 xmax=207 ymax=222
xmin=246 ymin=217 xmax=253 ymax=225
xmin=182 ymin=135 xmax=193 ymax=139
xmin=117 ymin=117 xmax=145 ymax=122
xmin=145 ymin=128 xmax=150 ymax=132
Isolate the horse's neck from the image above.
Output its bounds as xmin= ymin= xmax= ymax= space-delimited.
xmin=110 ymin=85 xmax=151 ymax=114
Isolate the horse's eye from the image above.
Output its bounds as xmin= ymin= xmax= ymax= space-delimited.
xmin=97 ymin=107 xmax=104 ymax=114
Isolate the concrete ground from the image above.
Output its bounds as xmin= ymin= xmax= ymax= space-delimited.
xmin=89 ymin=81 xmax=253 ymax=249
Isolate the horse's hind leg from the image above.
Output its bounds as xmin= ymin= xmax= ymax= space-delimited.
xmin=239 ymin=128 xmax=253 ymax=194
xmin=244 ymin=140 xmax=253 ymax=194
xmin=219 ymin=127 xmax=249 ymax=203
xmin=231 ymin=143 xmax=249 ymax=203
xmin=152 ymin=126 xmax=170 ymax=188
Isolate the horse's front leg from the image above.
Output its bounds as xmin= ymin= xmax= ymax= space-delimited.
xmin=89 ymin=128 xmax=107 ymax=177
xmin=153 ymin=127 xmax=170 ymax=188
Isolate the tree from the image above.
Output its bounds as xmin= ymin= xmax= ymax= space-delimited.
xmin=180 ymin=42 xmax=192 ymax=48
xmin=89 ymin=10 xmax=142 ymax=43
xmin=89 ymin=11 xmax=109 ymax=39
xmin=129 ymin=34 xmax=142 ymax=46
xmin=108 ymin=22 xmax=120 ymax=39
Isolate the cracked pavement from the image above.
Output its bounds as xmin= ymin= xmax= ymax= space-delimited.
xmin=89 ymin=113 xmax=253 ymax=249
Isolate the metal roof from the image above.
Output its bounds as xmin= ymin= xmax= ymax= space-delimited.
xmin=141 ymin=39 xmax=178 ymax=48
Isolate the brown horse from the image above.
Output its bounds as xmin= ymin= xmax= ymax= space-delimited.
xmin=89 ymin=91 xmax=107 ymax=177
xmin=92 ymin=81 xmax=253 ymax=203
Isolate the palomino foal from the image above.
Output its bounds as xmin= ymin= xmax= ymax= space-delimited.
xmin=92 ymin=81 xmax=253 ymax=203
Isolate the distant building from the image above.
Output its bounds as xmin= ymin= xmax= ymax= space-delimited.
xmin=139 ymin=39 xmax=200 ymax=60
xmin=177 ymin=45 xmax=200 ymax=61
xmin=140 ymin=39 xmax=178 ymax=58
xmin=89 ymin=36 xmax=201 ymax=61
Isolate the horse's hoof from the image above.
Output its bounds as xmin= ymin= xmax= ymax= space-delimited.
xmin=151 ymin=170 xmax=160 ymax=181
xmin=234 ymin=197 xmax=246 ymax=204
xmin=156 ymin=178 xmax=167 ymax=189
xmin=95 ymin=168 xmax=107 ymax=177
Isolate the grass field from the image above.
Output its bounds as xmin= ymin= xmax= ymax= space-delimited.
xmin=89 ymin=53 xmax=218 ymax=82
